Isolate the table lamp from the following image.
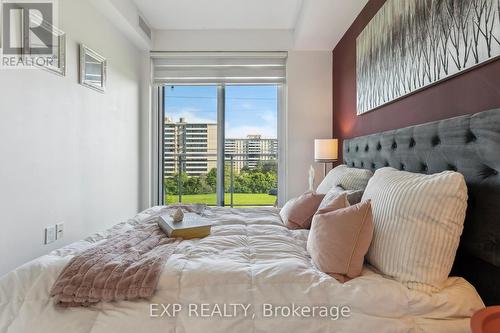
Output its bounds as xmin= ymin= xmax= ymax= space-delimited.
xmin=314 ymin=139 xmax=338 ymax=176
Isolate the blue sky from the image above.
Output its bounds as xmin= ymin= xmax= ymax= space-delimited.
xmin=164 ymin=85 xmax=277 ymax=139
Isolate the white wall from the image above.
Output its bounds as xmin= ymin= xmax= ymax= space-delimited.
xmin=152 ymin=29 xmax=293 ymax=51
xmin=90 ymin=0 xmax=153 ymax=51
xmin=138 ymin=58 xmax=153 ymax=211
xmin=0 ymin=0 xmax=148 ymax=275
xmin=285 ymin=51 xmax=333 ymax=200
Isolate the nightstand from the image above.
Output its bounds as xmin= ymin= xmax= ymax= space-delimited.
xmin=471 ymin=306 xmax=500 ymax=333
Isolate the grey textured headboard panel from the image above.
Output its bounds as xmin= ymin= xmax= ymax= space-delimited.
xmin=343 ymin=108 xmax=500 ymax=305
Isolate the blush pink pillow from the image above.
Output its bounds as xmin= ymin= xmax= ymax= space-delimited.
xmin=280 ymin=192 xmax=325 ymax=229
xmin=307 ymin=200 xmax=374 ymax=281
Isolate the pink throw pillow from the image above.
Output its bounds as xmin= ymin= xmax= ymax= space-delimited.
xmin=307 ymin=200 xmax=374 ymax=280
xmin=280 ymin=192 xmax=325 ymax=229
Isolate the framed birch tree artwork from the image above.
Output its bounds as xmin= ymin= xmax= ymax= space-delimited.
xmin=356 ymin=0 xmax=500 ymax=115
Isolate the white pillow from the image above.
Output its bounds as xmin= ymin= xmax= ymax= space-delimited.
xmin=362 ymin=167 xmax=468 ymax=293
xmin=316 ymin=164 xmax=373 ymax=194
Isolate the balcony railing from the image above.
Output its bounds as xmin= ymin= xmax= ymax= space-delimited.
xmin=163 ymin=153 xmax=278 ymax=207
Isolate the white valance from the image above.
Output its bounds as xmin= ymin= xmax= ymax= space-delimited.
xmin=151 ymin=52 xmax=287 ymax=85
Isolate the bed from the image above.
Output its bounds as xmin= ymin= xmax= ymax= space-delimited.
xmin=2 ymin=109 xmax=499 ymax=333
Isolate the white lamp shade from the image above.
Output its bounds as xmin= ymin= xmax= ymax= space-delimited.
xmin=314 ymin=139 xmax=338 ymax=162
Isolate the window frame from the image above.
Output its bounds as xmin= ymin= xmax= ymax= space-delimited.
xmin=152 ymin=83 xmax=286 ymax=207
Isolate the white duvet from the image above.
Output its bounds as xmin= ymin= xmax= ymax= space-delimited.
xmin=0 ymin=206 xmax=484 ymax=333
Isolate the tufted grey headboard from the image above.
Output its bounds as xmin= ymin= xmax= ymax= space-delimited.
xmin=343 ymin=108 xmax=500 ymax=306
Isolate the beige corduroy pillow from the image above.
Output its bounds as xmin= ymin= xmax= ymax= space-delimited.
xmin=362 ymin=167 xmax=468 ymax=293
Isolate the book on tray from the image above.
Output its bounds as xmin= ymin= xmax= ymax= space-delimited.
xmin=158 ymin=213 xmax=211 ymax=239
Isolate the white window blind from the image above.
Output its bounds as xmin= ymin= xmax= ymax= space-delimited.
xmin=151 ymin=52 xmax=287 ymax=85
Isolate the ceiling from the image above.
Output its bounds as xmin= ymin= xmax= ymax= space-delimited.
xmin=131 ymin=0 xmax=368 ymax=50
xmin=133 ymin=0 xmax=304 ymax=30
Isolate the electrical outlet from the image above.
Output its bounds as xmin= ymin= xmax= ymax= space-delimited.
xmin=45 ymin=226 xmax=56 ymax=244
xmin=56 ymin=223 xmax=64 ymax=240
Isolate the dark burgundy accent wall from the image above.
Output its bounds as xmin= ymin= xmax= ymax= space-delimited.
xmin=333 ymin=0 xmax=500 ymax=161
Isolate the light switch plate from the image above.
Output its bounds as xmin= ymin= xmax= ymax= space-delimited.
xmin=45 ymin=226 xmax=56 ymax=244
xmin=56 ymin=223 xmax=64 ymax=240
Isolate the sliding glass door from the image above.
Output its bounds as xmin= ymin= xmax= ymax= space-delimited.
xmin=224 ymin=85 xmax=278 ymax=207
xmin=161 ymin=84 xmax=279 ymax=207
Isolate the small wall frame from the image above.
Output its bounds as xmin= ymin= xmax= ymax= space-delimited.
xmin=38 ymin=33 xmax=66 ymax=76
xmin=79 ymin=44 xmax=106 ymax=93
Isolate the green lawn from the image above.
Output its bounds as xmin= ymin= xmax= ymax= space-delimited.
xmin=165 ymin=193 xmax=276 ymax=206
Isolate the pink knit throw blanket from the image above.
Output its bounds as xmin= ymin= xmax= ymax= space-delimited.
xmin=50 ymin=220 xmax=180 ymax=307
